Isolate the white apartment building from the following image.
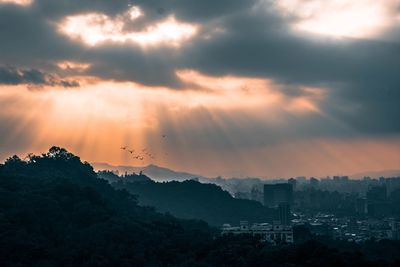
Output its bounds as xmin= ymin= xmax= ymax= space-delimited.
xmin=221 ymin=221 xmax=294 ymax=244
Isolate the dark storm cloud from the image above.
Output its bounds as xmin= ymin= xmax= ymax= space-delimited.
xmin=178 ymin=7 xmax=400 ymax=134
xmin=181 ymin=7 xmax=400 ymax=86
xmin=82 ymin=45 xmax=183 ymax=87
xmin=31 ymin=0 xmax=131 ymax=18
xmin=0 ymin=66 xmax=79 ymax=87
xmin=323 ymin=82 xmax=400 ymax=134
xmin=0 ymin=5 xmax=81 ymax=67
xmin=0 ymin=0 xmax=399 ymax=135
xmin=0 ymin=2 xmax=184 ymax=87
xmin=136 ymin=0 xmax=257 ymax=22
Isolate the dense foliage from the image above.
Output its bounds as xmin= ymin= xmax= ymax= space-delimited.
xmin=0 ymin=147 xmax=212 ymax=266
xmin=1 ymin=147 xmax=400 ymax=266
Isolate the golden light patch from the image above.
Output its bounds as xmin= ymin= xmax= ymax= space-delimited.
xmin=58 ymin=6 xmax=198 ymax=47
xmin=128 ymin=6 xmax=142 ymax=20
xmin=276 ymin=0 xmax=399 ymax=38
xmin=57 ymin=61 xmax=91 ymax=71
xmin=0 ymin=0 xmax=32 ymax=6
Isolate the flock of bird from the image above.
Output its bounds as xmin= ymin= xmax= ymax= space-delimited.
xmin=120 ymin=147 xmax=156 ymax=161
xmin=120 ymin=135 xmax=167 ymax=162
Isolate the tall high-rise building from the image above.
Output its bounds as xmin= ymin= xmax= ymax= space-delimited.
xmin=355 ymin=198 xmax=367 ymax=215
xmin=263 ymin=183 xmax=293 ymax=208
xmin=288 ymin=178 xmax=297 ymax=191
xmin=278 ymin=203 xmax=291 ymax=225
xmin=367 ymin=185 xmax=388 ymax=217
xmin=309 ymin=177 xmax=319 ymax=188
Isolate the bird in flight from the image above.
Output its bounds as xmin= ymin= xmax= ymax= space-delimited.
xmin=162 ymin=134 xmax=167 ymax=138
xmin=128 ymin=150 xmax=134 ymax=154
xmin=120 ymin=146 xmax=127 ymax=150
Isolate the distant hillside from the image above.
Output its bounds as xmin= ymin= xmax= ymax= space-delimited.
xmin=92 ymin=162 xmax=205 ymax=182
xmin=112 ymin=180 xmax=276 ymax=226
xmin=92 ymin=163 xmax=264 ymax=195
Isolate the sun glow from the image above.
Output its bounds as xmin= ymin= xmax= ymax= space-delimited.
xmin=57 ymin=61 xmax=91 ymax=71
xmin=59 ymin=7 xmax=198 ymax=47
xmin=0 ymin=0 xmax=32 ymax=6
xmin=276 ymin=0 xmax=399 ymax=38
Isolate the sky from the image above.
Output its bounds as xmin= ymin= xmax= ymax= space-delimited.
xmin=0 ymin=0 xmax=399 ymax=178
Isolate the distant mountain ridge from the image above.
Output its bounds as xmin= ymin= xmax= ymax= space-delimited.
xmin=92 ymin=162 xmax=206 ymax=182
xmin=92 ymin=163 xmax=264 ymax=196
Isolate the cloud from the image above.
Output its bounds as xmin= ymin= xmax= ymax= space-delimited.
xmin=0 ymin=66 xmax=79 ymax=87
xmin=177 ymin=5 xmax=400 ymax=134
xmin=58 ymin=7 xmax=198 ymax=47
xmin=0 ymin=0 xmax=399 ymax=137
xmin=275 ymin=0 xmax=399 ymax=38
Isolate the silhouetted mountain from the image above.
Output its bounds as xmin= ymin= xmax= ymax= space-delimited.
xmin=112 ymin=179 xmax=275 ymax=226
xmin=92 ymin=162 xmax=205 ymax=182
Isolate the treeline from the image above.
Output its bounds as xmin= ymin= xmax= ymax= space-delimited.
xmin=0 ymin=147 xmax=400 ymax=266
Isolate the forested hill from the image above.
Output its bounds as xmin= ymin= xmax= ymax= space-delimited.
xmin=0 ymin=147 xmax=212 ymax=266
xmin=112 ymin=179 xmax=275 ymax=226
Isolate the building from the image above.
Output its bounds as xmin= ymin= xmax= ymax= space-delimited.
xmin=309 ymin=177 xmax=319 ymax=188
xmin=263 ymin=183 xmax=293 ymax=208
xmin=384 ymin=178 xmax=400 ymax=196
xmin=355 ymin=198 xmax=367 ymax=215
xmin=367 ymin=185 xmax=388 ymax=217
xmin=296 ymin=176 xmax=307 ymax=184
xmin=288 ymin=178 xmax=297 ymax=190
xmin=278 ymin=203 xmax=291 ymax=225
xmin=221 ymin=222 xmax=293 ymax=244
xmin=250 ymin=186 xmax=264 ymax=203
xmin=390 ymin=219 xmax=400 ymax=240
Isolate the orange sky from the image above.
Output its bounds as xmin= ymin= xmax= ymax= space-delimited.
xmin=1 ymin=74 xmax=399 ymax=178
